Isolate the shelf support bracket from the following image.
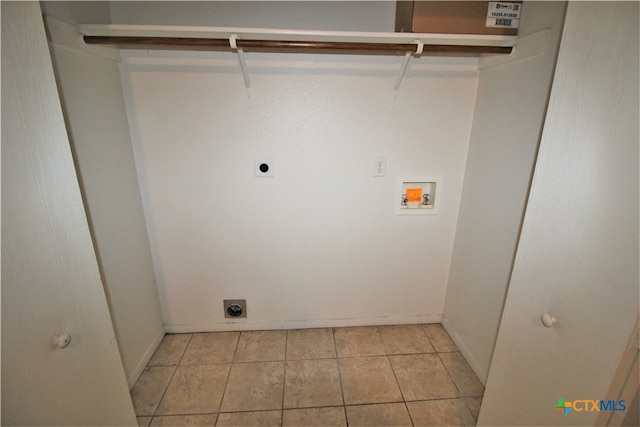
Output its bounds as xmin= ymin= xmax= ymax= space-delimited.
xmin=394 ymin=40 xmax=423 ymax=91
xmin=230 ymin=34 xmax=250 ymax=88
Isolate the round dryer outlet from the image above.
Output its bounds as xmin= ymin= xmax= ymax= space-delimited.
xmin=227 ymin=304 xmax=243 ymax=317
xmin=224 ymin=299 xmax=247 ymax=318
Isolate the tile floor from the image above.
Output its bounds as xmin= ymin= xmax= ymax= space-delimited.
xmin=133 ymin=324 xmax=483 ymax=426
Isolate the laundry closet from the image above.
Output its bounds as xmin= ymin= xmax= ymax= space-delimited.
xmin=2 ymin=1 xmax=637 ymax=425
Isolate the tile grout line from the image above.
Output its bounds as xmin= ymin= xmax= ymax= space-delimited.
xmin=281 ymin=330 xmax=288 ymax=426
xmin=151 ymin=333 xmax=194 ymax=419
xmin=382 ymin=327 xmax=416 ymax=427
xmin=176 ymin=333 xmax=194 ymax=365
xmin=389 ymin=364 xmax=416 ymax=427
xmin=136 ymin=325 xmax=481 ymax=425
xmin=419 ymin=324 xmax=438 ymax=354
xmin=331 ymin=327 xmax=350 ymax=426
xmin=422 ymin=325 xmax=473 ymax=400
xmin=344 ymin=396 xmax=475 ymax=406
xmin=436 ymin=350 xmax=483 ymax=423
xmin=431 ymin=327 xmax=483 ymax=424
xmin=213 ymin=331 xmax=242 ymax=425
xmin=435 ymin=350 xmax=465 ymax=399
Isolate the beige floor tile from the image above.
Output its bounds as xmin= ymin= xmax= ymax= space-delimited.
xmin=132 ymin=328 xmax=483 ymax=427
xmin=334 ymin=326 xmax=386 ymax=357
xmin=216 ymin=411 xmax=282 ymax=426
xmin=286 ymin=328 xmax=336 ymax=360
xmin=391 ymin=354 xmax=459 ymax=401
xmin=131 ymin=366 xmax=176 ymax=416
xmin=220 ymin=362 xmax=285 ymax=412
xmin=338 ymin=356 xmax=403 ymax=405
xmin=345 ymin=403 xmax=413 ymax=426
xmin=464 ymin=397 xmax=482 ymax=421
xmin=181 ymin=332 xmax=239 ymax=365
xmin=422 ymin=324 xmax=459 ymax=352
xmin=438 ymin=353 xmax=485 ymax=397
xmin=148 ymin=334 xmax=192 ymax=366
xmin=283 ymin=407 xmax=347 ymax=426
xmin=150 ymin=414 xmax=217 ymax=426
xmin=380 ymin=324 xmax=436 ymax=355
xmin=234 ymin=330 xmax=286 ymax=362
xmin=156 ymin=364 xmax=230 ymax=415
xmin=406 ymin=399 xmax=476 ymax=426
xmin=284 ymin=359 xmax=343 ymax=408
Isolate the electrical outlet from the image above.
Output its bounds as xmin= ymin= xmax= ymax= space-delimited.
xmin=374 ymin=157 xmax=386 ymax=177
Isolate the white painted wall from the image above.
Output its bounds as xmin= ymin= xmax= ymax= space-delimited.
xmin=43 ymin=3 xmax=165 ymax=387
xmin=109 ymin=1 xmax=395 ymax=31
xmin=479 ymin=1 xmax=638 ymax=424
xmin=40 ymin=0 xmax=112 ymax=25
xmin=121 ymin=49 xmax=478 ymax=331
xmin=49 ymin=37 xmax=166 ymax=388
xmin=442 ymin=1 xmax=567 ymax=383
xmin=107 ymin=0 xmax=479 ymax=331
xmin=1 ymin=2 xmax=136 ymax=424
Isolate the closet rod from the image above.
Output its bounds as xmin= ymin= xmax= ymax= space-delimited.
xmin=83 ymin=36 xmax=513 ymax=55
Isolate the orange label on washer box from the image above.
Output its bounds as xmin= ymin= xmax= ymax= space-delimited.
xmin=406 ymin=187 xmax=422 ymax=203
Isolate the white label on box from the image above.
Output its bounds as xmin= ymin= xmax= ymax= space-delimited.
xmin=486 ymin=2 xmax=521 ymax=28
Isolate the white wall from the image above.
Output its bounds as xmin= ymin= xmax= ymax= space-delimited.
xmin=108 ymin=0 xmax=480 ymax=331
xmin=442 ymin=1 xmax=567 ymax=383
xmin=40 ymin=0 xmax=112 ymax=25
xmin=109 ymin=1 xmax=395 ymax=31
xmin=43 ymin=2 xmax=165 ymax=387
xmin=121 ymin=50 xmax=478 ymax=331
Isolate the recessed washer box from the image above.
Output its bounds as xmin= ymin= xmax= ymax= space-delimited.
xmin=395 ymin=176 xmax=442 ymax=215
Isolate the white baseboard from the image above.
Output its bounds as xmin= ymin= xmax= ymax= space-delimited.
xmin=127 ymin=328 xmax=166 ymax=390
xmin=440 ymin=316 xmax=488 ymax=385
xmin=164 ymin=314 xmax=442 ymax=334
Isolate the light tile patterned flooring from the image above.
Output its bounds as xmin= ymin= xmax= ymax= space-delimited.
xmin=133 ymin=324 xmax=483 ymax=426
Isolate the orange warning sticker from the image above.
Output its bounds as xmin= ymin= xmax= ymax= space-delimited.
xmin=406 ymin=187 xmax=423 ymax=203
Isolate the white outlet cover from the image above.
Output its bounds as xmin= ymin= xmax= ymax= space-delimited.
xmin=374 ymin=156 xmax=386 ymax=177
xmin=254 ymin=159 xmax=274 ymax=177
